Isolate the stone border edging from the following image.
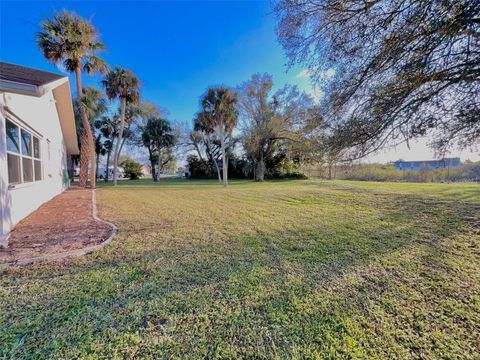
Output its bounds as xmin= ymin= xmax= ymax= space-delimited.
xmin=0 ymin=189 xmax=117 ymax=270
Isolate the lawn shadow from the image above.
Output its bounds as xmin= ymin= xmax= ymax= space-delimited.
xmin=1 ymin=182 xmax=479 ymax=358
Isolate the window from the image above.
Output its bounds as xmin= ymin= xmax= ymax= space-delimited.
xmin=5 ymin=119 xmax=42 ymax=186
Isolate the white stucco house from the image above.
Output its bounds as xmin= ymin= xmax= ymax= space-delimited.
xmin=0 ymin=62 xmax=79 ymax=245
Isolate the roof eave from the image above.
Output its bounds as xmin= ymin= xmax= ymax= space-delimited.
xmin=0 ymin=79 xmax=39 ymax=96
xmin=0 ymin=77 xmax=70 ymax=97
xmin=52 ymin=81 xmax=79 ymax=155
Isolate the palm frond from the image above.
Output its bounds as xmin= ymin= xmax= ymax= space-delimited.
xmin=102 ymin=66 xmax=141 ymax=104
xmin=37 ymin=10 xmax=107 ymax=76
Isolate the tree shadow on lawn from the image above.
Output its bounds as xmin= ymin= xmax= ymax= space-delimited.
xmin=322 ymin=180 xmax=480 ymax=203
xmin=1 ymin=190 xmax=478 ymax=358
xmin=95 ymin=177 xmax=257 ymax=189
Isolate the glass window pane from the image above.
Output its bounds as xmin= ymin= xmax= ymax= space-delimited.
xmin=22 ymin=157 xmax=33 ymax=182
xmin=7 ymin=153 xmax=21 ymax=184
xmin=33 ymin=137 xmax=41 ymax=158
xmin=34 ymin=160 xmax=42 ymax=181
xmin=21 ymin=129 xmax=32 ymax=156
xmin=6 ymin=120 xmax=20 ymax=153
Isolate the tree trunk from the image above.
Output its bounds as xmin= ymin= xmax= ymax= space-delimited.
xmin=105 ymin=147 xmax=111 ymax=182
xmin=68 ymin=155 xmax=75 ymax=181
xmin=220 ymin=129 xmax=227 ymax=187
xmin=213 ymin=158 xmax=222 ymax=183
xmin=205 ymin=137 xmax=221 ymax=183
xmin=156 ymin=148 xmax=161 ymax=182
xmin=79 ymin=130 xmax=89 ymax=187
xmin=255 ymin=152 xmax=265 ymax=182
xmin=193 ymin=142 xmax=206 ymax=165
xmin=74 ymin=66 xmax=96 ymax=189
xmin=95 ymin=140 xmax=100 ymax=181
xmin=118 ymin=123 xmax=130 ymax=158
xmin=148 ymin=147 xmax=156 ymax=181
xmin=113 ymin=97 xmax=127 ymax=186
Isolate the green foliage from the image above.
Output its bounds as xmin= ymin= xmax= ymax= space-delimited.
xmin=1 ymin=180 xmax=479 ymax=358
xmin=330 ymin=162 xmax=480 ymax=183
xmin=197 ymin=86 xmax=239 ymax=186
xmin=186 ymin=154 xmax=215 ymax=179
xmin=73 ymin=87 xmax=107 ymax=131
xmin=238 ymin=73 xmax=325 ymax=181
xmin=186 ymin=153 xmax=307 ymax=180
xmin=274 ymin=0 xmax=480 ymax=156
xmin=142 ymin=117 xmax=176 ymax=181
xmin=200 ymin=86 xmax=238 ymax=135
xmin=102 ymin=66 xmax=140 ymax=104
xmin=187 ymin=155 xmax=249 ymax=179
xmin=120 ymin=157 xmax=143 ymax=180
xmin=37 ymin=10 xmax=107 ymax=74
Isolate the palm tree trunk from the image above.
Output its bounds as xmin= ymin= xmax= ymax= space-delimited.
xmin=148 ymin=147 xmax=156 ymax=181
xmin=79 ymin=130 xmax=89 ymax=187
xmin=156 ymin=148 xmax=162 ymax=182
xmin=118 ymin=123 xmax=130 ymax=158
xmin=95 ymin=149 xmax=100 ymax=181
xmin=193 ymin=142 xmax=206 ymax=165
xmin=105 ymin=147 xmax=111 ymax=182
xmin=113 ymin=97 xmax=127 ymax=186
xmin=205 ymin=137 xmax=221 ymax=183
xmin=74 ymin=66 xmax=96 ymax=189
xmin=214 ymin=159 xmax=222 ymax=183
xmin=220 ymin=129 xmax=227 ymax=187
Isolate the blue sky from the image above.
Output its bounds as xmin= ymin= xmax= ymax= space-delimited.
xmin=1 ymin=1 xmax=477 ymax=161
xmin=0 ymin=1 xmax=311 ymax=123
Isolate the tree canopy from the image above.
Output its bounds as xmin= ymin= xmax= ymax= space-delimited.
xmin=37 ymin=10 xmax=107 ymax=75
xmin=102 ymin=67 xmax=141 ymax=104
xmin=198 ymin=87 xmax=238 ymax=186
xmin=142 ymin=117 xmax=176 ymax=181
xmin=274 ymin=0 xmax=480 ymax=158
xmin=238 ymin=73 xmax=324 ymax=181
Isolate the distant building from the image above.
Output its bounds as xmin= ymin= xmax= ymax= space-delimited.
xmin=141 ymin=164 xmax=151 ymax=177
xmin=394 ymin=158 xmax=461 ymax=171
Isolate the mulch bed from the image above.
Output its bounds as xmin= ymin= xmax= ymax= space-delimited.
xmin=0 ymin=188 xmax=112 ymax=264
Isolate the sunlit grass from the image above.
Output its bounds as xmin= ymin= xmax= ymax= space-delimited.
xmin=1 ymin=179 xmax=479 ymax=358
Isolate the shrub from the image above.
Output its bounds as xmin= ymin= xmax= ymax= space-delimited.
xmin=309 ymin=161 xmax=480 ymax=183
xmin=120 ymin=158 xmax=143 ymax=180
xmin=186 ymin=154 xmax=308 ymax=180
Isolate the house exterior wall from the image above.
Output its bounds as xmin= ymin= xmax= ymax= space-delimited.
xmin=0 ymin=90 xmax=69 ymax=241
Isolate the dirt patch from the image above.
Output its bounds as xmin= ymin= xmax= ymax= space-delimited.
xmin=0 ymin=188 xmax=112 ymax=264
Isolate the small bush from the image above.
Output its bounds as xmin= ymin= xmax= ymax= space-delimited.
xmin=120 ymin=158 xmax=143 ymax=180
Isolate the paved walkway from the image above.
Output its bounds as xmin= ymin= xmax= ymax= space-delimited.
xmin=0 ymin=188 xmax=113 ymax=265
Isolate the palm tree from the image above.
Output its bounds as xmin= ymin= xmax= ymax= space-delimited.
xmin=37 ymin=10 xmax=108 ymax=189
xmin=200 ymin=87 xmax=238 ymax=186
xmin=73 ymin=87 xmax=107 ymax=185
xmin=95 ymin=115 xmax=118 ymax=182
xmin=117 ymin=103 xmax=142 ymax=157
xmin=193 ymin=113 xmax=222 ymax=183
xmin=102 ymin=67 xmax=140 ymax=186
xmin=142 ymin=117 xmax=176 ymax=181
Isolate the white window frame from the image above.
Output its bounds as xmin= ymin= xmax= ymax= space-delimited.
xmin=5 ymin=118 xmax=43 ymax=188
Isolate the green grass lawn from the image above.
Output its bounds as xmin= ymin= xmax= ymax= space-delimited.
xmin=1 ymin=179 xmax=479 ymax=359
